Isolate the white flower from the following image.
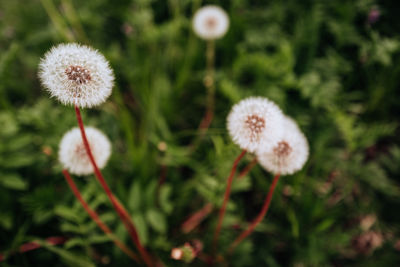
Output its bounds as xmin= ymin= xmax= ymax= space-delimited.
xmin=39 ymin=43 xmax=114 ymax=108
xmin=59 ymin=127 xmax=111 ymax=176
xmin=193 ymin=5 xmax=229 ymax=40
xmin=227 ymin=97 xmax=284 ymax=153
xmin=256 ymin=117 xmax=309 ymax=175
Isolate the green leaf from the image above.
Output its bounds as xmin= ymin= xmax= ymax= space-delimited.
xmin=144 ymin=181 xmax=157 ymax=208
xmin=1 ymin=154 xmax=36 ymax=168
xmin=159 ymin=184 xmax=173 ymax=214
xmin=60 ymin=222 xmax=82 ymax=234
xmin=128 ymin=182 xmax=141 ymax=212
xmin=64 ymin=238 xmax=86 ymax=249
xmin=88 ymin=234 xmax=110 ymax=244
xmin=132 ymin=213 xmax=148 ymax=245
xmin=315 ymin=218 xmax=335 ymax=233
xmin=37 ymin=240 xmax=95 ymax=267
xmin=232 ymin=175 xmax=252 ymax=192
xmin=0 ymin=213 xmax=12 ymax=230
xmin=55 ymin=206 xmax=80 ymax=222
xmin=146 ymin=209 xmax=167 ymax=233
xmin=0 ymin=173 xmax=28 ymax=190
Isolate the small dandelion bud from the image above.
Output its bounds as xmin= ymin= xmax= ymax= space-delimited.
xmin=59 ymin=127 xmax=111 ymax=176
xmin=227 ymin=97 xmax=284 ymax=153
xmin=171 ymin=248 xmax=183 ymax=260
xmin=171 ymin=243 xmax=196 ymax=263
xmin=193 ymin=5 xmax=229 ymax=40
xmin=39 ymin=43 xmax=114 ymax=108
xmin=256 ymin=117 xmax=309 ymax=175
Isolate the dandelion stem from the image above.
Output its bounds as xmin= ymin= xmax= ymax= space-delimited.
xmin=62 ymin=169 xmax=141 ymax=263
xmin=201 ymin=39 xmax=216 ymax=132
xmin=228 ymin=173 xmax=281 ymax=254
xmin=213 ymin=150 xmax=246 ymax=251
xmin=187 ymin=40 xmax=216 ymax=151
xmin=191 ymin=40 xmax=216 ymax=150
xmin=74 ymin=105 xmax=154 ymax=267
xmin=181 ymin=203 xmax=214 ymax=234
xmin=238 ymin=158 xmax=258 ymax=179
xmin=0 ymin=236 xmax=67 ymax=262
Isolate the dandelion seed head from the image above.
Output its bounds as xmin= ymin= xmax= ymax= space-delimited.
xmin=39 ymin=43 xmax=114 ymax=108
xmin=193 ymin=5 xmax=229 ymax=40
xmin=59 ymin=127 xmax=111 ymax=176
xmin=227 ymin=97 xmax=284 ymax=153
xmin=257 ymin=116 xmax=309 ymax=175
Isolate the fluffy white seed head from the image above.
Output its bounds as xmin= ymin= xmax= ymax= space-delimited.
xmin=227 ymin=97 xmax=285 ymax=153
xmin=193 ymin=5 xmax=229 ymax=40
xmin=39 ymin=43 xmax=114 ymax=108
xmin=59 ymin=127 xmax=111 ymax=176
xmin=257 ymin=116 xmax=309 ymax=175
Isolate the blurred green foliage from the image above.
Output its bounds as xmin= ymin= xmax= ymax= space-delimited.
xmin=1 ymin=0 xmax=400 ymax=266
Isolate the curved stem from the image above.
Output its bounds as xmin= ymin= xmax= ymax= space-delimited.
xmin=189 ymin=40 xmax=216 ymax=151
xmin=238 ymin=158 xmax=258 ymax=179
xmin=228 ymin=173 xmax=281 ymax=254
xmin=0 ymin=237 xmax=67 ymax=262
xmin=74 ymin=105 xmax=154 ymax=267
xmin=181 ymin=203 xmax=214 ymax=234
xmin=62 ymin=170 xmax=140 ymax=263
xmin=213 ymin=150 xmax=246 ymax=251
xmin=200 ymin=40 xmax=216 ymax=132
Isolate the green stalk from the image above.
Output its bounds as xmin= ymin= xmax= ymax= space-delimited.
xmin=61 ymin=0 xmax=89 ymax=44
xmin=40 ymin=0 xmax=75 ymax=42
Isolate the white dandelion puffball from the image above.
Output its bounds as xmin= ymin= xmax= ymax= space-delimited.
xmin=39 ymin=43 xmax=114 ymax=108
xmin=257 ymin=117 xmax=309 ymax=175
xmin=59 ymin=127 xmax=111 ymax=176
xmin=193 ymin=5 xmax=229 ymax=40
xmin=227 ymin=97 xmax=285 ymax=153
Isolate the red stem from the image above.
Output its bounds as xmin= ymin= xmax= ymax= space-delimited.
xmin=181 ymin=203 xmax=214 ymax=234
xmin=213 ymin=150 xmax=247 ymax=251
xmin=74 ymin=105 xmax=153 ymax=267
xmin=62 ymin=169 xmax=140 ymax=263
xmin=228 ymin=173 xmax=281 ymax=254
xmin=238 ymin=158 xmax=258 ymax=179
xmin=0 ymin=236 xmax=67 ymax=262
xmin=198 ymin=109 xmax=214 ymax=133
xmin=198 ymin=40 xmax=216 ymax=135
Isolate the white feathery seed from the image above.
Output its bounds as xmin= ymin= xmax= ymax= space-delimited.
xmin=193 ymin=5 xmax=229 ymax=40
xmin=59 ymin=127 xmax=111 ymax=176
xmin=227 ymin=97 xmax=284 ymax=153
xmin=39 ymin=43 xmax=114 ymax=108
xmin=256 ymin=116 xmax=309 ymax=175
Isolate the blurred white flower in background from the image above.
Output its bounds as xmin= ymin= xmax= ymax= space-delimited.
xmin=193 ymin=5 xmax=229 ymax=40
xmin=59 ymin=127 xmax=111 ymax=176
xmin=257 ymin=116 xmax=309 ymax=175
xmin=227 ymin=97 xmax=284 ymax=153
xmin=39 ymin=43 xmax=114 ymax=108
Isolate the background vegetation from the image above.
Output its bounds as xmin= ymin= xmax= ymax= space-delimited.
xmin=1 ymin=0 xmax=400 ymax=266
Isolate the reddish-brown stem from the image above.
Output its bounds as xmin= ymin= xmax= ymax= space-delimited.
xmin=189 ymin=40 xmax=216 ymax=152
xmin=74 ymin=105 xmax=154 ymax=267
xmin=62 ymin=169 xmax=141 ymax=263
xmin=199 ymin=40 xmax=216 ymax=134
xmin=238 ymin=158 xmax=258 ymax=179
xmin=0 ymin=236 xmax=67 ymax=262
xmin=213 ymin=150 xmax=247 ymax=251
xmin=228 ymin=173 xmax=281 ymax=254
xmin=181 ymin=203 xmax=214 ymax=234
xmin=198 ymin=109 xmax=214 ymax=133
